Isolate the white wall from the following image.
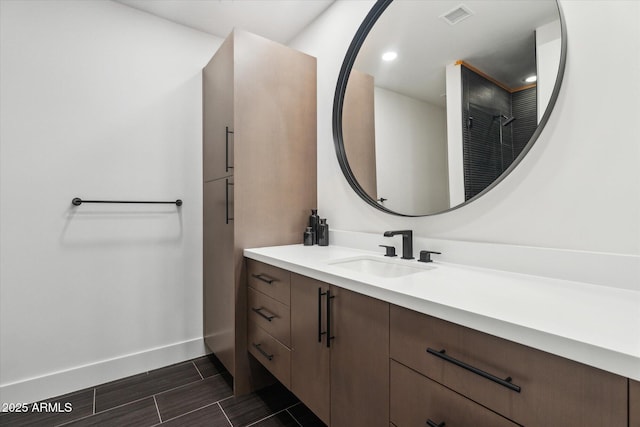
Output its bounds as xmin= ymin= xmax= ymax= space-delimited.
xmin=374 ymin=87 xmax=448 ymax=213
xmin=0 ymin=0 xmax=221 ymax=403
xmin=290 ymin=0 xmax=640 ymax=256
xmin=536 ymin=20 xmax=562 ymax=123
xmin=445 ymin=62 xmax=464 ymax=207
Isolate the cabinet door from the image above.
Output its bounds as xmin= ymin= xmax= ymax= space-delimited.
xmin=203 ymin=178 xmax=234 ymax=373
xmin=330 ymin=286 xmax=389 ymax=427
xmin=203 ymin=35 xmax=234 ymax=182
xmin=631 ymin=379 xmax=640 ymax=427
xmin=290 ymin=274 xmax=330 ymax=425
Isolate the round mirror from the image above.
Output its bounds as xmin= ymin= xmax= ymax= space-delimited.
xmin=333 ymin=0 xmax=567 ymax=216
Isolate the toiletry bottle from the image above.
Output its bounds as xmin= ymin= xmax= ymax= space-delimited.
xmin=318 ymin=219 xmax=329 ymax=246
xmin=303 ymin=227 xmax=314 ymax=246
xmin=309 ymin=209 xmax=319 ymax=244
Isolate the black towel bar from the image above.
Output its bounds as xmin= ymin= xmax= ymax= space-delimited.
xmin=72 ymin=198 xmax=182 ymax=206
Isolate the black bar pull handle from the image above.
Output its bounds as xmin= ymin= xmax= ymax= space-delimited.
xmin=251 ymin=307 xmax=275 ymax=322
xmin=326 ymin=289 xmax=335 ymax=348
xmin=426 ymin=420 xmax=445 ymax=427
xmin=318 ymin=288 xmax=328 ymax=343
xmin=426 ymin=348 xmax=521 ymax=393
xmin=252 ymin=343 xmax=273 ymax=361
xmin=225 ymin=179 xmax=233 ymax=224
xmin=251 ymin=273 xmax=276 ymax=284
xmin=72 ymin=198 xmax=182 ymax=206
xmin=225 ymin=126 xmax=234 ymax=172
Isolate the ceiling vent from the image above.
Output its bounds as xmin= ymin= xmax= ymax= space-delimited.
xmin=440 ymin=4 xmax=474 ymax=26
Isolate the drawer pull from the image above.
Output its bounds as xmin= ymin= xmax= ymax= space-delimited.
xmin=252 ymin=343 xmax=274 ymax=361
xmin=426 ymin=348 xmax=521 ymax=393
xmin=426 ymin=420 xmax=445 ymax=427
xmin=225 ymin=179 xmax=234 ymax=224
xmin=251 ymin=273 xmax=276 ymax=284
xmin=225 ymin=126 xmax=234 ymax=172
xmin=252 ymin=307 xmax=275 ymax=322
xmin=318 ymin=288 xmax=327 ymax=343
xmin=326 ymin=289 xmax=335 ymax=348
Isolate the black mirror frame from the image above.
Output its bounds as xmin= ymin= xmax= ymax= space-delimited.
xmin=332 ymin=0 xmax=567 ymax=217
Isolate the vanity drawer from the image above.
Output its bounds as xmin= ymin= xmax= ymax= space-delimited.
xmin=247 ymin=259 xmax=290 ymax=305
xmin=248 ymin=287 xmax=291 ymax=347
xmin=390 ymin=360 xmax=517 ymax=427
xmin=248 ymin=322 xmax=291 ymax=389
xmin=390 ymin=305 xmax=627 ymax=426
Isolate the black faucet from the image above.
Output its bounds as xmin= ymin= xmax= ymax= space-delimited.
xmin=383 ymin=230 xmax=413 ymax=260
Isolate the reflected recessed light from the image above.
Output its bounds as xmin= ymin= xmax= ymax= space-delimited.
xmin=382 ymin=51 xmax=397 ymax=61
xmin=525 ymin=75 xmax=537 ymax=83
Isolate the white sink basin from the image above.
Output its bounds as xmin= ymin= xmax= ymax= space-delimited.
xmin=328 ymin=255 xmax=434 ymax=278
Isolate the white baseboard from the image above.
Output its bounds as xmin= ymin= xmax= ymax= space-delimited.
xmin=0 ymin=338 xmax=207 ymax=406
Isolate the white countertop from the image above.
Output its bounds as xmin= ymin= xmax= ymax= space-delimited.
xmin=244 ymin=244 xmax=640 ymax=381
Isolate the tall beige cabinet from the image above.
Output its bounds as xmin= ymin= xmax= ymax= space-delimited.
xmin=203 ymin=29 xmax=317 ymax=395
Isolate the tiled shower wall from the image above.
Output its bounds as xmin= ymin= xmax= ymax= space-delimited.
xmin=461 ymin=65 xmax=537 ymax=200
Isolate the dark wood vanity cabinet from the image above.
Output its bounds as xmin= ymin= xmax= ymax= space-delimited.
xmin=290 ymin=273 xmax=389 ymax=427
xmin=247 ymin=265 xmax=389 ymax=427
xmin=630 ymin=379 xmax=640 ymax=426
xmin=246 ymin=259 xmax=633 ymax=426
xmin=390 ymin=305 xmax=628 ymax=427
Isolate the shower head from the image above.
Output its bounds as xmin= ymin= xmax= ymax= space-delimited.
xmin=501 ymin=115 xmax=516 ymax=126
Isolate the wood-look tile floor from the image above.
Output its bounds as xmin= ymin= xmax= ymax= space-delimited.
xmin=0 ymin=355 xmax=326 ymax=427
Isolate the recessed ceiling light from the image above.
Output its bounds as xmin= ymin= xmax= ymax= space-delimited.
xmin=382 ymin=51 xmax=397 ymax=61
xmin=525 ymin=75 xmax=537 ymax=83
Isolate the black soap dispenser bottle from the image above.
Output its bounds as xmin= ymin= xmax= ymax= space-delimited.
xmin=309 ymin=209 xmax=320 ymax=244
xmin=318 ymin=218 xmax=329 ymax=246
xmin=303 ymin=227 xmax=314 ymax=246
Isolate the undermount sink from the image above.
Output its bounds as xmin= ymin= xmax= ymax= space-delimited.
xmin=328 ymin=255 xmax=434 ymax=278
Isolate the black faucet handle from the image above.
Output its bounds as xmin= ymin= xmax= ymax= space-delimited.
xmin=379 ymin=245 xmax=397 ymax=257
xmin=418 ymin=250 xmax=441 ymax=263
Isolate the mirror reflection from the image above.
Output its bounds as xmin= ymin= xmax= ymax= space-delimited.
xmin=341 ymin=0 xmax=563 ymax=216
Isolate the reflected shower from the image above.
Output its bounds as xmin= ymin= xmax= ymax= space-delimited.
xmin=499 ymin=114 xmax=516 ymax=126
